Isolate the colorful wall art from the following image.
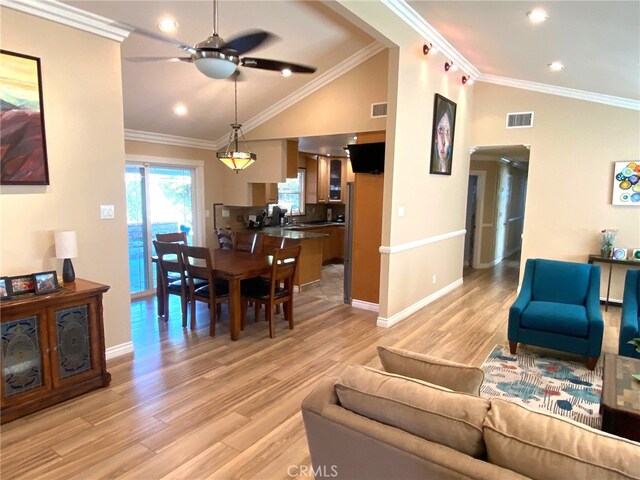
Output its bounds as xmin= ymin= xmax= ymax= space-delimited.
xmin=0 ymin=50 xmax=49 ymax=185
xmin=612 ymin=161 xmax=640 ymax=206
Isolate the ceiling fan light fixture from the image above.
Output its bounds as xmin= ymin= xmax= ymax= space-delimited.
xmin=194 ymin=56 xmax=238 ymax=79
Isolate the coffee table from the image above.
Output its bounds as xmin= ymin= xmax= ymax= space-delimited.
xmin=601 ymin=353 xmax=640 ymax=441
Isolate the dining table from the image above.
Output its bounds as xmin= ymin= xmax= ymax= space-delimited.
xmin=155 ymin=248 xmax=273 ymax=340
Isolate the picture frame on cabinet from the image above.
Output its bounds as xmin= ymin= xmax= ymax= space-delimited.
xmin=0 ymin=277 xmax=12 ymax=300
xmin=8 ymin=275 xmax=35 ymax=295
xmin=632 ymin=249 xmax=640 ymax=261
xmin=33 ymin=271 xmax=60 ymax=295
xmin=429 ymin=93 xmax=457 ymax=176
xmin=612 ymin=248 xmax=627 ymax=261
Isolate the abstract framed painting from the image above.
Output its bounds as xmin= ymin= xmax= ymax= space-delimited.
xmin=429 ymin=93 xmax=457 ymax=175
xmin=612 ymin=161 xmax=640 ymax=205
xmin=0 ymin=50 xmax=50 ymax=185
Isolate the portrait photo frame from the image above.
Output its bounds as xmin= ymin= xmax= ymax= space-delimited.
xmin=0 ymin=276 xmax=13 ymax=300
xmin=0 ymin=49 xmax=50 ymax=185
xmin=8 ymin=274 xmax=35 ymax=295
xmin=429 ymin=93 xmax=457 ymax=176
xmin=33 ymin=271 xmax=60 ymax=295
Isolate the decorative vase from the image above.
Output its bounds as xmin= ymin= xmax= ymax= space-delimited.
xmin=601 ymin=247 xmax=612 ymax=258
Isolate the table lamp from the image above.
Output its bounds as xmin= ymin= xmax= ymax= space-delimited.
xmin=55 ymin=231 xmax=78 ymax=283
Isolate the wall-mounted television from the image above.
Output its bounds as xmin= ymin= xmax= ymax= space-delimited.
xmin=346 ymin=142 xmax=385 ymax=175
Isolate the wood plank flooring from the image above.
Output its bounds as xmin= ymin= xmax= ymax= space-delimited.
xmin=1 ymin=257 xmax=622 ymax=479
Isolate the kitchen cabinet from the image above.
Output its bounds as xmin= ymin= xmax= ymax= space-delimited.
xmin=286 ymin=140 xmax=299 ymax=179
xmin=0 ymin=279 xmax=111 ymax=424
xmin=305 ymin=156 xmax=348 ymax=204
xmin=252 ymin=183 xmax=278 ymax=206
xmin=305 ymin=225 xmax=345 ymax=264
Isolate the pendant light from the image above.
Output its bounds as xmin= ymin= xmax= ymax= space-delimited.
xmin=217 ymin=76 xmax=256 ymax=172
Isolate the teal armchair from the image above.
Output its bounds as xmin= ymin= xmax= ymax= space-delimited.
xmin=619 ymin=269 xmax=640 ymax=359
xmin=508 ymin=258 xmax=603 ymax=370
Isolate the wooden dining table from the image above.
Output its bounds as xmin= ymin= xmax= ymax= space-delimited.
xmin=155 ymin=248 xmax=273 ymax=340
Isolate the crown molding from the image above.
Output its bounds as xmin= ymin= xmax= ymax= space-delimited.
xmin=1 ymin=0 xmax=130 ymax=42
xmin=124 ymin=130 xmax=217 ymax=151
xmin=478 ymin=74 xmax=640 ymax=111
xmin=380 ymin=0 xmax=480 ymax=79
xmin=214 ymin=41 xmax=386 ymax=149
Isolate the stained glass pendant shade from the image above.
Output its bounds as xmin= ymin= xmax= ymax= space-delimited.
xmin=217 ymin=78 xmax=256 ymax=173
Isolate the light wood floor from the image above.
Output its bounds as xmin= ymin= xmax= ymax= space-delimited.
xmin=1 ymin=257 xmax=622 ymax=479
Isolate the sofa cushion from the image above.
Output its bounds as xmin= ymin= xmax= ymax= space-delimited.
xmin=484 ymin=398 xmax=640 ymax=480
xmin=531 ymin=259 xmax=591 ymax=305
xmin=377 ymin=346 xmax=485 ymax=395
xmin=521 ymin=301 xmax=589 ymax=337
xmin=335 ymin=365 xmax=489 ymax=458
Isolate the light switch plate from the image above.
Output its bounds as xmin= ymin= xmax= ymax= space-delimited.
xmin=222 ymin=209 xmax=230 ymax=218
xmin=100 ymin=205 xmax=115 ymax=219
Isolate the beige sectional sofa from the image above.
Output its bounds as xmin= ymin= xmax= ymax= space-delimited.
xmin=301 ymin=346 xmax=640 ymax=480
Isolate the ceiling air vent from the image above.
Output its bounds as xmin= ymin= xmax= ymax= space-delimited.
xmin=371 ymin=102 xmax=388 ymax=118
xmin=506 ymin=112 xmax=534 ymax=128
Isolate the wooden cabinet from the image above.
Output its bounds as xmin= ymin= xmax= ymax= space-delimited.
xmin=286 ymin=140 xmax=299 ymax=179
xmin=304 ymin=225 xmax=345 ymax=264
xmin=252 ymin=183 xmax=278 ymax=206
xmin=305 ymin=155 xmax=348 ymax=204
xmin=0 ymin=279 xmax=111 ymax=424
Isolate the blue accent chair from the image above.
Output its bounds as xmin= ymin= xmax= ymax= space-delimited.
xmin=508 ymin=258 xmax=603 ymax=370
xmin=619 ymin=269 xmax=640 ymax=359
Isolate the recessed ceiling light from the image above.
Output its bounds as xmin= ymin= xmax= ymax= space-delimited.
xmin=280 ymin=68 xmax=292 ymax=78
xmin=548 ymin=61 xmax=565 ymax=71
xmin=173 ymin=104 xmax=187 ymax=116
xmin=157 ymin=17 xmax=178 ymax=33
xmin=527 ymin=8 xmax=549 ymax=23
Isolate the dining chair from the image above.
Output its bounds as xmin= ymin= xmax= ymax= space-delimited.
xmin=241 ymin=245 xmax=301 ymax=338
xmin=232 ymin=231 xmax=258 ymax=253
xmin=182 ymin=245 xmax=230 ymax=335
xmin=156 ymin=231 xmax=187 ymax=244
xmin=153 ymin=240 xmax=189 ymax=327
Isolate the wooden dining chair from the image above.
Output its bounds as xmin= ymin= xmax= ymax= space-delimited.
xmin=156 ymin=231 xmax=187 ymax=244
xmin=232 ymin=231 xmax=258 ymax=253
xmin=241 ymin=245 xmax=301 ymax=338
xmin=182 ymin=245 xmax=230 ymax=335
xmin=153 ymin=240 xmax=188 ymax=327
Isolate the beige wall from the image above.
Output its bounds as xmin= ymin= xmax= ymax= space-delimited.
xmin=0 ymin=9 xmax=131 ymax=349
xmin=247 ymin=51 xmax=388 ymax=140
xmin=124 ymin=140 xmax=224 ymax=249
xmin=471 ymin=82 xmax=640 ymax=299
xmin=334 ymin=1 xmax=474 ymax=319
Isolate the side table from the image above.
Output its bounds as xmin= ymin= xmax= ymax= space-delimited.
xmin=601 ymin=353 xmax=640 ymax=441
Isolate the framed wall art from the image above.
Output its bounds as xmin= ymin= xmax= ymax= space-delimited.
xmin=612 ymin=161 xmax=640 ymax=206
xmin=0 ymin=276 xmax=13 ymax=300
xmin=430 ymin=93 xmax=457 ymax=175
xmin=0 ymin=50 xmax=50 ymax=185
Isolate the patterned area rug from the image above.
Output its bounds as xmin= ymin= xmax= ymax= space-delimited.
xmin=480 ymin=345 xmax=603 ymax=428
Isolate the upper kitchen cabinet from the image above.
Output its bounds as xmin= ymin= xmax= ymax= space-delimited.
xmin=286 ymin=140 xmax=299 ymax=179
xmin=305 ymin=155 xmax=349 ymax=204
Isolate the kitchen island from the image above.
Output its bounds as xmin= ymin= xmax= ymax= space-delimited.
xmin=259 ymin=227 xmax=328 ymax=288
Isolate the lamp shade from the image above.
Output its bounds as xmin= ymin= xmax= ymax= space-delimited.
xmin=55 ymin=231 xmax=78 ymax=259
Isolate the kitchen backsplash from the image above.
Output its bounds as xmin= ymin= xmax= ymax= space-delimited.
xmin=214 ymin=203 xmax=345 ymax=230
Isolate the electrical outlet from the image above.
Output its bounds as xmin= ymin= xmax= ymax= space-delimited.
xmin=432 ymin=274 xmax=437 ymax=284
xmin=222 ymin=209 xmax=230 ymax=218
xmin=100 ymin=205 xmax=114 ymax=219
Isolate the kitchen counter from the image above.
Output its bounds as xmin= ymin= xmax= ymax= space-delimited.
xmin=260 ymin=227 xmax=329 ymax=239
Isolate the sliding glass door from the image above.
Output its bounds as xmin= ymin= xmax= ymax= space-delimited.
xmin=126 ymin=163 xmax=197 ymax=297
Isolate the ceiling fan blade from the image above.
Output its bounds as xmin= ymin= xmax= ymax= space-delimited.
xmin=125 ymin=57 xmax=193 ymax=63
xmin=115 ymin=21 xmax=196 ymax=54
xmin=241 ymin=57 xmax=316 ymax=74
xmin=222 ymin=30 xmax=277 ymax=55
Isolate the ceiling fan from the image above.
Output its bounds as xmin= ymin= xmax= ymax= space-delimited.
xmin=122 ymin=0 xmax=317 ymax=79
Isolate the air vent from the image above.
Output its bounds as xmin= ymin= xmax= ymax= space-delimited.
xmin=371 ymin=102 xmax=388 ymax=118
xmin=506 ymin=112 xmax=534 ymax=128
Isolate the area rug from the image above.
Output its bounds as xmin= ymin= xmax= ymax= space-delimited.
xmin=480 ymin=345 xmax=603 ymax=429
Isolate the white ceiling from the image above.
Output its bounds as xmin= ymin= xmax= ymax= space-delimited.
xmin=62 ymin=0 xmax=640 ymax=154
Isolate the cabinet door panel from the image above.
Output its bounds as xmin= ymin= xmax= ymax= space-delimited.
xmin=1 ymin=311 xmax=53 ymax=407
xmin=328 ymin=159 xmax=343 ymax=202
xmin=49 ymin=300 xmax=101 ymax=388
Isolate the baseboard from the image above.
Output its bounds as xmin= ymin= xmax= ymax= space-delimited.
xmin=351 ymin=299 xmax=379 ymax=312
xmin=106 ymin=341 xmax=134 ymax=360
xmin=476 ymin=258 xmax=501 ymax=269
xmin=376 ymin=278 xmax=464 ymax=328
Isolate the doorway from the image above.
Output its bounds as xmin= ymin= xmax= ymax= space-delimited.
xmin=125 ymin=161 xmax=203 ymax=298
xmin=467 ymin=145 xmax=530 ymax=271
